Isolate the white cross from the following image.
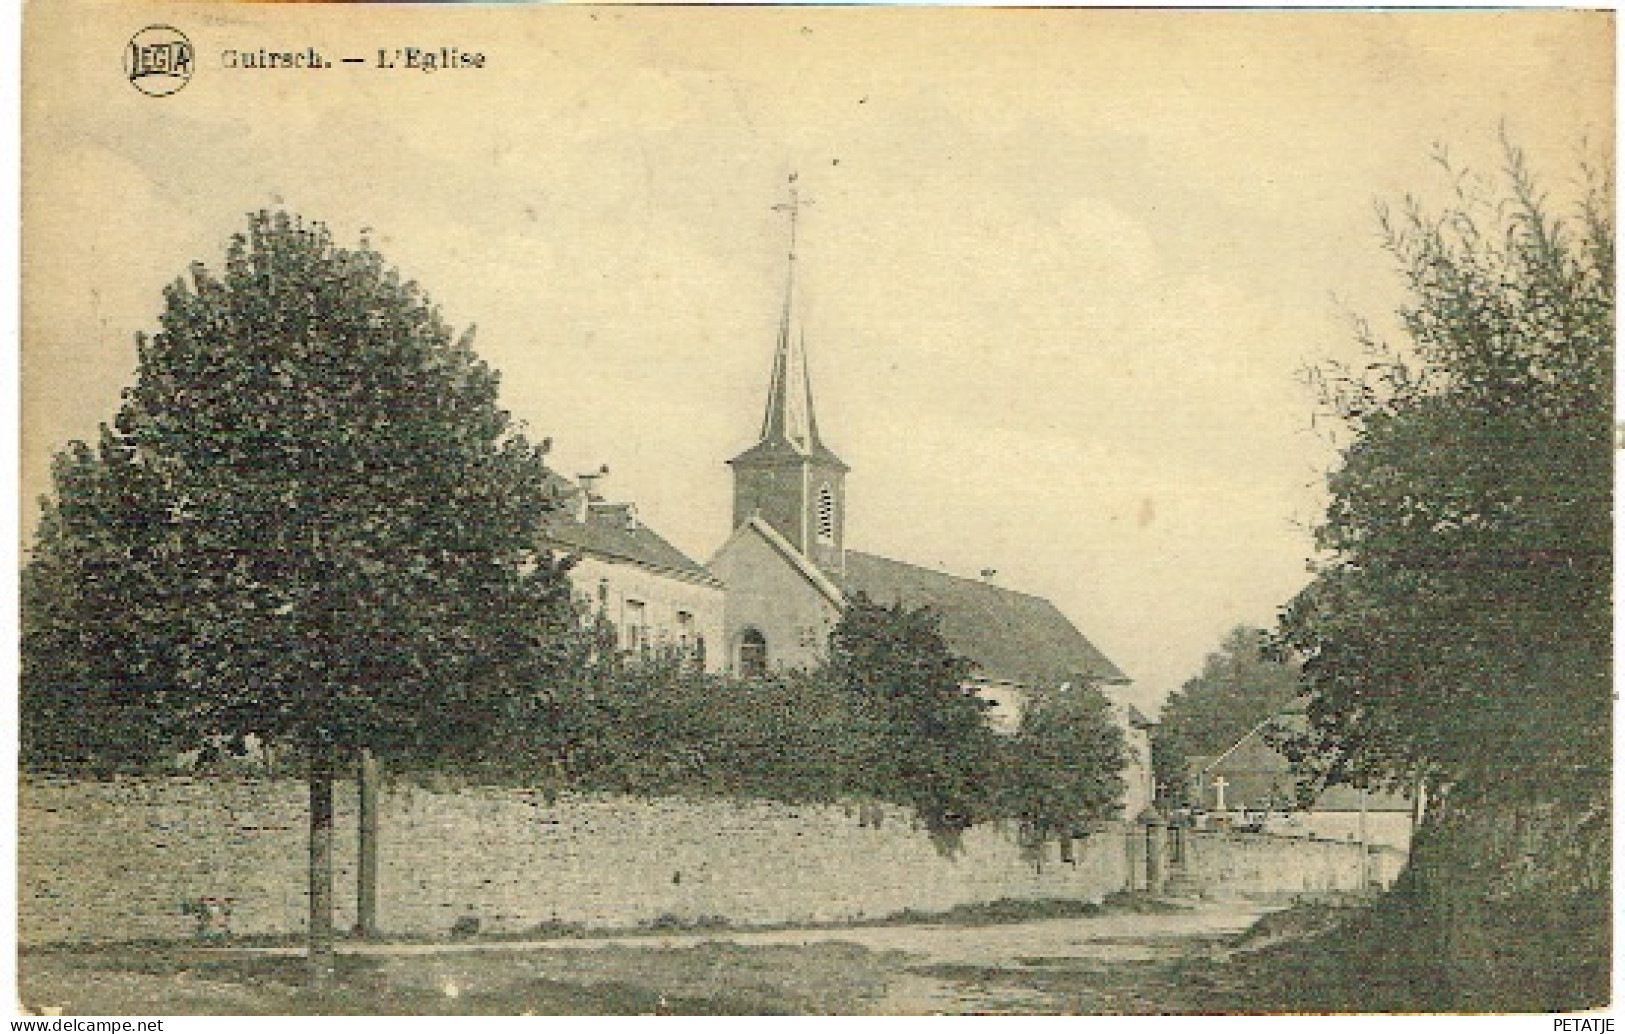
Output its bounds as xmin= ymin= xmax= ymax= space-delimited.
xmin=1211 ymin=775 xmax=1229 ymax=812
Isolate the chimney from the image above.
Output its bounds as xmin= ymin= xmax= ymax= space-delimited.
xmin=575 ymin=464 xmax=609 ymax=522
xmin=588 ymin=501 xmax=640 ymax=533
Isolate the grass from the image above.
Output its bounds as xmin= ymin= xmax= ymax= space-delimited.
xmin=21 ymin=891 xmax=1181 ymax=954
xmin=1117 ymin=890 xmax=1613 ymax=1015
xmin=862 ymin=891 xmax=1185 ymax=929
xmin=19 ymin=940 xmax=908 ymax=1016
xmin=43 ymin=891 xmax=1584 ymax=1016
xmin=16 ymin=891 xmax=1200 ymax=1016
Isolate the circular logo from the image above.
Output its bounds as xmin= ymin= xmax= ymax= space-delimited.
xmin=125 ymin=25 xmax=193 ymax=97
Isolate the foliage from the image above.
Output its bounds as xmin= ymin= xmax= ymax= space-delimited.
xmin=1150 ymin=626 xmax=1302 ymax=803
xmin=828 ymin=593 xmax=1000 ymax=827
xmin=996 ymin=683 xmax=1128 ymax=840
xmin=21 ymin=211 xmax=582 ymax=770
xmin=1276 ymin=144 xmax=1612 ymax=801
xmin=520 ymin=657 xmax=888 ymax=802
xmin=418 ymin=625 xmax=1128 ymax=835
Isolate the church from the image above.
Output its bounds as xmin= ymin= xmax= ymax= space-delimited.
xmin=540 ymin=178 xmax=1153 ymax=816
xmin=707 ymin=178 xmax=1154 ymax=814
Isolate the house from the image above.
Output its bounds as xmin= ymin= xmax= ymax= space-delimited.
xmin=1188 ymin=703 xmax=1415 ymax=850
xmin=539 ymin=466 xmax=725 ymax=670
xmin=708 ymin=177 xmax=1153 ymax=816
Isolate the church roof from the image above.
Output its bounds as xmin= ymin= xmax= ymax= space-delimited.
xmin=729 ymin=435 xmax=849 ymax=471
xmin=837 ymin=551 xmax=1129 ymax=688
xmin=714 ymin=515 xmax=846 ymax=607
xmin=727 ymin=325 xmax=848 ymax=471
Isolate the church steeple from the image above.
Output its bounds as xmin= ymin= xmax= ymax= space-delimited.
xmin=756 ymin=174 xmax=835 ymax=459
xmin=729 ymin=173 xmax=848 ymax=574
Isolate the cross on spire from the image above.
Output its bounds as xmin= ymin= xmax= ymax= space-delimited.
xmin=757 ymin=173 xmax=823 ymax=454
xmin=771 ymin=171 xmax=813 ymax=263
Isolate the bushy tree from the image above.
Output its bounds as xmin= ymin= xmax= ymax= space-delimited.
xmin=1151 ymin=625 xmax=1302 ymax=802
xmin=1274 ymin=145 xmax=1611 ymax=1011
xmin=22 ymin=212 xmax=579 ymax=974
xmin=828 ymin=593 xmax=997 ymax=828
xmin=1277 ymin=146 xmax=1611 ymax=801
xmin=997 ymin=683 xmax=1127 ymax=842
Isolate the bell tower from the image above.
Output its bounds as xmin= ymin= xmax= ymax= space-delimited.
xmin=729 ymin=173 xmax=848 ymax=575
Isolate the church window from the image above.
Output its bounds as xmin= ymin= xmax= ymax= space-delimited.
xmin=738 ymin=627 xmax=768 ymax=678
xmin=815 ymin=483 xmax=836 ymax=545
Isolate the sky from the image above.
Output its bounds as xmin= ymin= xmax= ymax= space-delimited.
xmin=21 ymin=4 xmax=1614 ymax=715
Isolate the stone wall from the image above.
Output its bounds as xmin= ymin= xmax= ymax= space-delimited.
xmin=18 ymin=777 xmax=1407 ymax=947
xmin=1176 ymin=829 xmax=1407 ymax=894
xmin=18 ymin=777 xmax=1127 ymax=945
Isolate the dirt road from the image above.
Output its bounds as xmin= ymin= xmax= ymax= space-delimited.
xmin=20 ymin=898 xmax=1283 ymax=1015
xmin=670 ymin=899 xmax=1279 ymax=1013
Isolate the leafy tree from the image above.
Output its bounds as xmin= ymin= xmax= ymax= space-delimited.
xmin=1151 ymin=625 xmax=1303 ymax=803
xmin=997 ymin=683 xmax=1127 ymax=842
xmin=828 ymin=593 xmax=997 ymax=828
xmin=1272 ymin=144 xmax=1611 ymax=1011
xmin=21 ymin=212 xmax=579 ymax=976
xmin=1276 ymin=146 xmax=1611 ymax=802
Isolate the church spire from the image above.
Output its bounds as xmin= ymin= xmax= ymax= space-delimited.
xmin=760 ymin=173 xmax=823 ymax=455
xmin=728 ymin=173 xmax=849 ymax=568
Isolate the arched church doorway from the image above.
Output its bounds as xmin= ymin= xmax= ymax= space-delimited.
xmin=738 ymin=627 xmax=768 ymax=677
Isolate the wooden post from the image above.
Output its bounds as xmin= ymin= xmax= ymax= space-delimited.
xmin=1411 ymin=774 xmax=1427 ymax=840
xmin=355 ymin=747 xmax=379 ymax=939
xmin=308 ymin=741 xmax=336 ymax=984
xmin=1357 ymin=786 xmax=1370 ymax=890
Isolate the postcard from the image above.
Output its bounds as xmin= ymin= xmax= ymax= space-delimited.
xmin=17 ymin=2 xmax=1614 ymax=1018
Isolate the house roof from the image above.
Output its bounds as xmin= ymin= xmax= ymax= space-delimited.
xmin=836 ymin=550 xmax=1129 ymax=688
xmin=1116 ymin=700 xmax=1156 ymax=729
xmin=538 ymin=475 xmax=722 ymax=587
xmin=1192 ymin=710 xmax=1411 ymax=813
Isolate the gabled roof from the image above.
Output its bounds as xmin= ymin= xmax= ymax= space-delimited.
xmin=1192 ymin=709 xmax=1411 ymax=813
xmin=538 ymin=475 xmax=722 ymax=588
xmin=836 ymin=550 xmax=1129 ymax=688
xmin=1115 ymin=700 xmax=1155 ymax=729
xmin=710 ymin=515 xmax=845 ymax=607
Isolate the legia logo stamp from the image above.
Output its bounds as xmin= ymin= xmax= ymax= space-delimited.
xmin=125 ymin=26 xmax=193 ymax=97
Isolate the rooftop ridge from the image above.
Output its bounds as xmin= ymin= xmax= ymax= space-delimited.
xmin=841 ymin=549 xmax=1062 ymax=606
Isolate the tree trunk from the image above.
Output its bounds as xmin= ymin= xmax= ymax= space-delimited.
xmin=307 ymin=740 xmax=336 ymax=985
xmin=354 ymin=747 xmax=379 ymax=939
